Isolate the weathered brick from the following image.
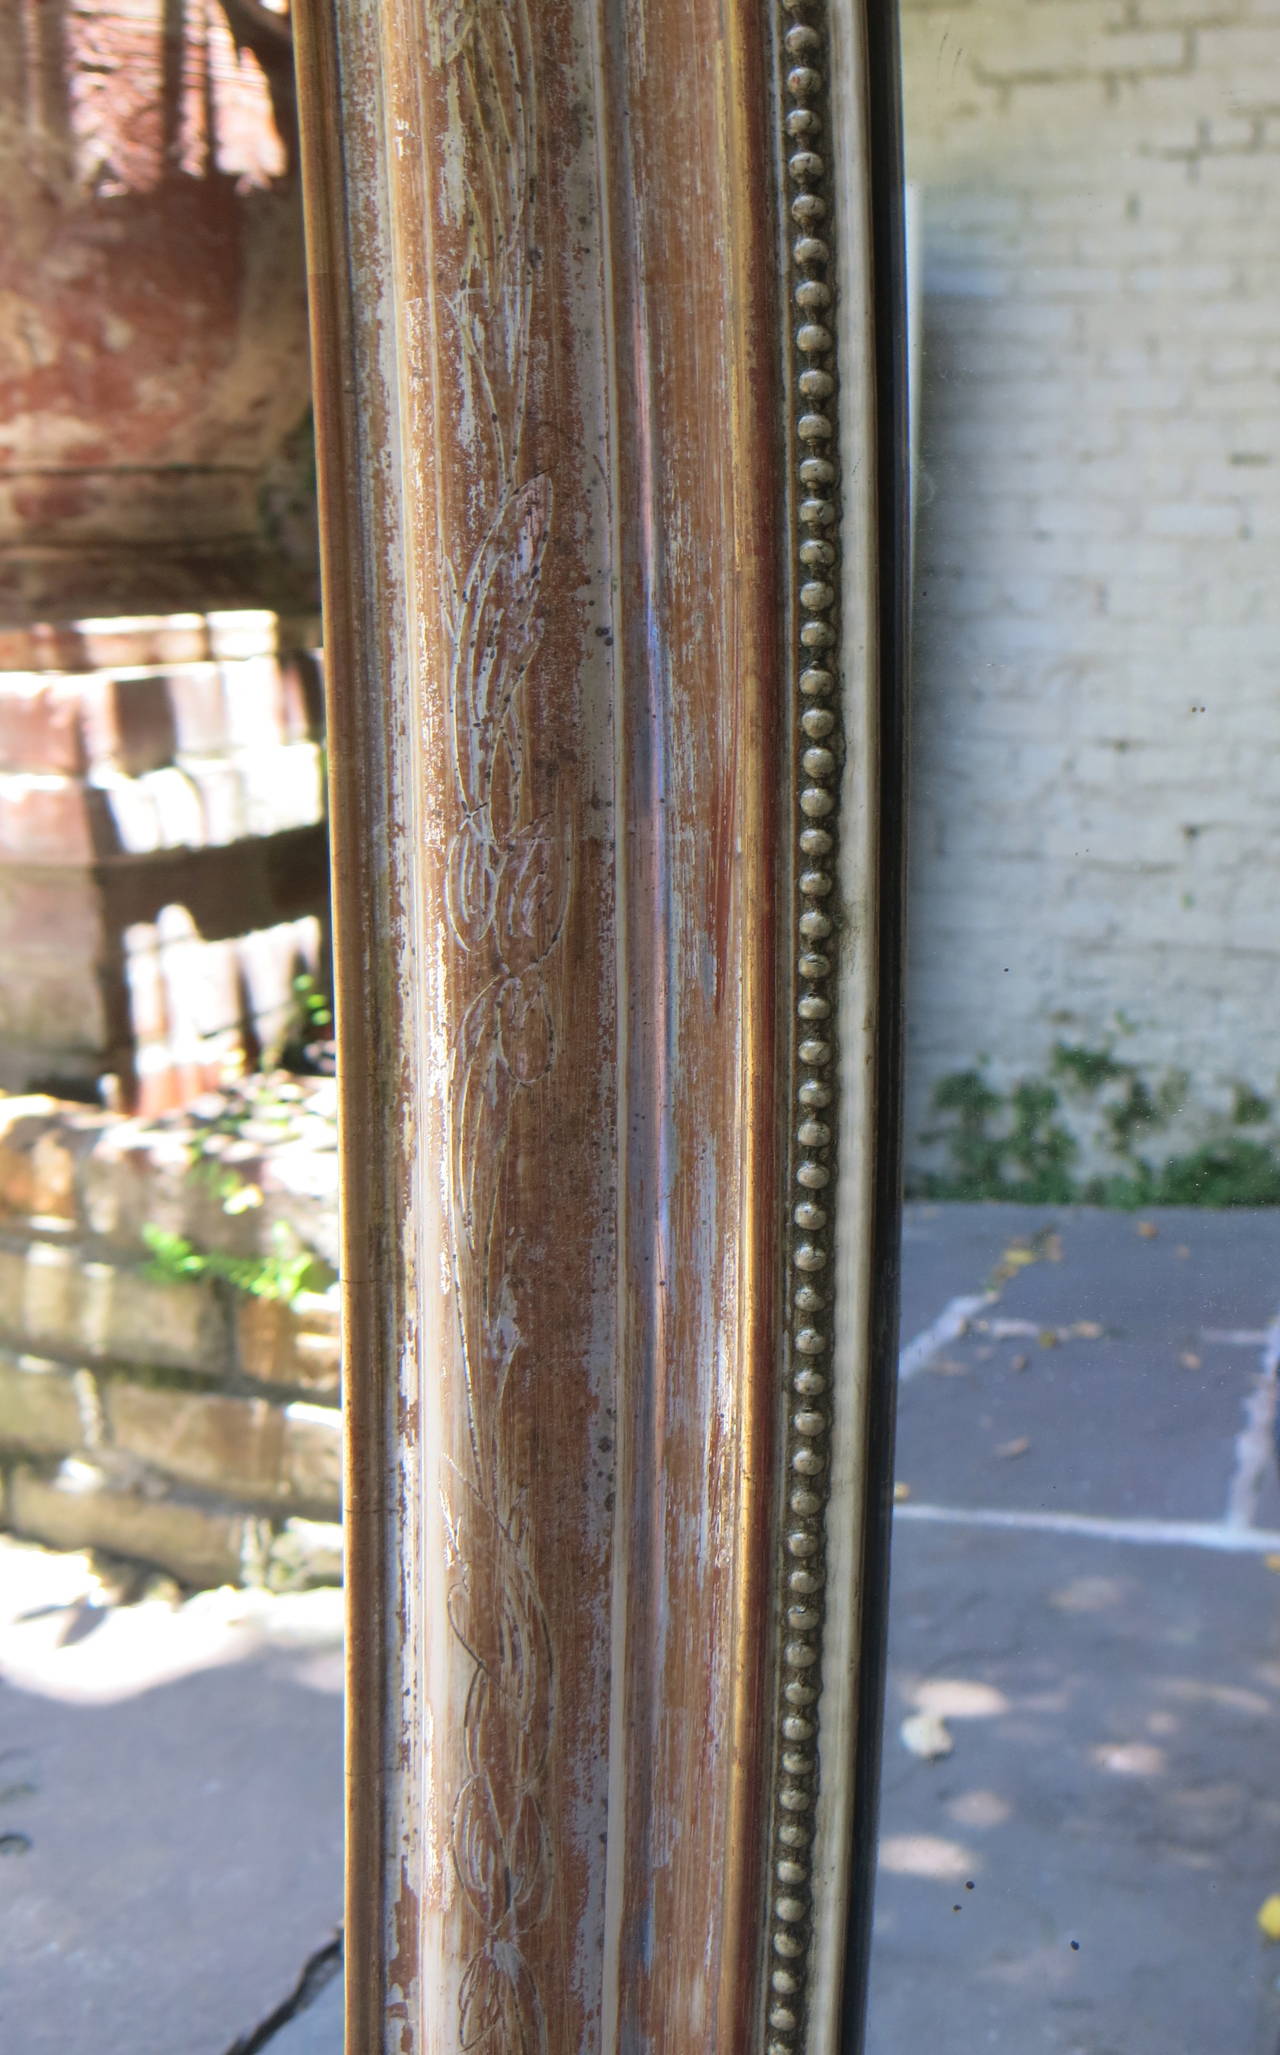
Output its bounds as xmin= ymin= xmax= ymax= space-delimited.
xmin=0 ymin=869 xmax=103 ymax=962
xmin=79 ymin=1259 xmax=230 ymax=1375
xmin=0 ymin=1349 xmax=88 ymax=1455
xmin=0 ymin=956 xmax=107 ymax=1046
xmin=236 ymin=1289 xmax=341 ymax=1394
xmin=164 ymin=664 xmax=229 ymax=756
xmin=902 ymin=0 xmax=1280 ymax=1177
xmin=0 ymin=1237 xmax=230 ymax=1374
xmin=282 ymin=1401 xmax=342 ymax=1514
xmin=8 ymin=1460 xmax=245 ymax=1588
xmin=79 ymin=673 xmax=177 ymax=776
xmin=0 ymin=773 xmax=100 ymax=863
xmin=106 ymin=1382 xmax=287 ymax=1501
xmin=0 ymin=1099 xmax=83 ymax=1221
xmin=0 ymin=677 xmax=87 ymax=774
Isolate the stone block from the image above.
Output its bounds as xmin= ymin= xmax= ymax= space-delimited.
xmin=0 ymin=954 xmax=108 ymax=1047
xmin=79 ymin=673 xmax=178 ymax=777
xmin=0 ymin=868 xmax=103 ymax=961
xmin=0 ymin=772 xmax=101 ymax=864
xmin=0 ymin=1237 xmax=230 ymax=1376
xmin=106 ymin=1383 xmax=287 ymax=1502
xmin=80 ymin=1258 xmax=230 ymax=1374
xmin=0 ymin=677 xmax=87 ymax=774
xmin=0 ymin=1349 xmax=88 ymax=1456
xmin=0 ymin=1099 xmax=95 ymax=1222
xmin=282 ymin=1402 xmax=342 ymax=1515
xmin=8 ymin=1459 xmax=245 ymax=1589
xmin=236 ymin=1290 xmax=341 ymax=1395
xmin=165 ymin=664 xmax=229 ymax=757
xmin=267 ymin=1516 xmax=344 ymax=1591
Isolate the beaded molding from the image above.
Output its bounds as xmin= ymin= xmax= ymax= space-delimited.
xmin=765 ymin=0 xmax=844 ymax=2045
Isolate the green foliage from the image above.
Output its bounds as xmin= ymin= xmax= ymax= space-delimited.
xmin=290 ymin=972 xmax=333 ymax=1037
xmin=919 ymin=1050 xmax=1280 ymax=1208
xmin=140 ymin=1068 xmax=337 ymax=1305
xmin=1149 ymin=1140 xmax=1280 ymax=1208
xmin=922 ymin=1069 xmax=1076 ymax=1203
xmin=263 ymin=971 xmax=335 ymax=1073
xmin=142 ymin=1221 xmax=332 ymax=1304
xmin=1232 ymin=1084 xmax=1272 ymax=1127
xmin=1050 ymin=1042 xmax=1126 ymax=1092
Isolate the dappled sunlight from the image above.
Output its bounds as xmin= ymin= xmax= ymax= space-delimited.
xmin=1048 ymin=1574 xmax=1133 ymax=1614
xmin=907 ymin=1676 xmax=1010 ymax=1719
xmin=944 ymin=1787 xmax=1013 ymax=1829
xmin=1091 ymin=1742 xmax=1167 ymax=1778
xmin=1157 ymin=1676 xmax=1274 ymax=1718
xmin=0 ymin=1536 xmax=342 ymax=1706
xmin=879 ymin=1833 xmax=982 ymax=1881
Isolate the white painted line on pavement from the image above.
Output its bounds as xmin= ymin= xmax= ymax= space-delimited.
xmin=897 ymin=1292 xmax=994 ymax=1384
xmin=895 ymin=1500 xmax=1280 ymax=1556
xmin=1223 ymin=1305 xmax=1280 ymax=1530
xmin=1202 ymin=1328 xmax=1267 ymax=1347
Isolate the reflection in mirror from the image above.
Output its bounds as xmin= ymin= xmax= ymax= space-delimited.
xmin=0 ymin=7 xmax=343 ymax=2051
xmin=870 ymin=5 xmax=1280 ymax=2050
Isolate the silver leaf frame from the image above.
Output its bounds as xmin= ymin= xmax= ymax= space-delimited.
xmin=292 ymin=0 xmax=908 ymax=2044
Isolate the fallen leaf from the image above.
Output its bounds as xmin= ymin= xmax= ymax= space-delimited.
xmin=1175 ymin=1245 xmax=1191 ymax=1260
xmin=900 ymin=1712 xmax=954 ymax=1760
xmin=994 ymin=1436 xmax=1031 ymax=1460
xmin=990 ymin=1241 xmax=1040 ymax=1286
xmin=1073 ymin=1321 xmax=1104 ymax=1340
xmin=1265 ymin=1554 xmax=1280 ymax=1573
xmin=1258 ymin=1895 xmax=1280 ymax=1941
xmin=1137 ymin=1220 xmax=1159 ymax=1239
xmin=1038 ymin=1329 xmax=1059 ymax=1348
xmin=1180 ymin=1352 xmax=1202 ymax=1371
xmin=1010 ymin=1353 xmax=1030 ymax=1372
xmin=894 ymin=1481 xmax=911 ymax=1503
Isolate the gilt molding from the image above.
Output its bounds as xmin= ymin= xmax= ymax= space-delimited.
xmin=294 ymin=0 xmax=905 ymax=2045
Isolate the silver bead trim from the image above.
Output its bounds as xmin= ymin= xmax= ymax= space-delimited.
xmin=767 ymin=0 xmax=843 ymax=2039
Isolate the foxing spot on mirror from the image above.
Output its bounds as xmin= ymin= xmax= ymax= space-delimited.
xmin=0 ymin=7 xmax=345 ymax=2052
xmin=869 ymin=7 xmax=1280 ymax=2053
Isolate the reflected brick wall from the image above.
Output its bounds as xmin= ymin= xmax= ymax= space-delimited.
xmin=902 ymin=0 xmax=1280 ymax=1177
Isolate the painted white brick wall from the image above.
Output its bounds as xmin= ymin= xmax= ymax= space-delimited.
xmin=901 ymin=0 xmax=1280 ymax=1177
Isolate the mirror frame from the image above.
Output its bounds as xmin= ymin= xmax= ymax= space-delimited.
xmin=291 ymin=0 xmax=908 ymax=2043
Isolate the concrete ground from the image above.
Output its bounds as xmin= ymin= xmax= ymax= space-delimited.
xmin=0 ymin=1546 xmax=343 ymax=2055
xmin=869 ymin=1202 xmax=1280 ymax=2055
xmin=6 ymin=1200 xmax=1280 ymax=2053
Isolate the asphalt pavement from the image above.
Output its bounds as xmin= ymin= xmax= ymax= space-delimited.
xmin=0 ymin=1551 xmax=343 ymax=2055
xmin=4 ymin=1200 xmax=1279 ymax=2052
xmin=869 ymin=1201 xmax=1280 ymax=2055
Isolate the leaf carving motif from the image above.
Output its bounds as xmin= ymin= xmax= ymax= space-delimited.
xmin=458 ymin=1946 xmax=548 ymax=2055
xmin=429 ymin=0 xmax=566 ymax=2035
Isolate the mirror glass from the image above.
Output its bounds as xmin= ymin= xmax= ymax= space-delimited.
xmin=869 ymin=5 xmax=1280 ymax=2049
xmin=0 ymin=7 xmax=343 ymax=2051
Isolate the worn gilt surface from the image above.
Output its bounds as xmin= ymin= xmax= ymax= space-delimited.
xmin=295 ymin=0 xmax=899 ymax=2046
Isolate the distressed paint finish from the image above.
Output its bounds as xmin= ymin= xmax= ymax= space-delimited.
xmin=297 ymin=0 xmax=618 ymax=2045
xmin=601 ymin=0 xmax=785 ymax=2044
xmin=294 ymin=0 xmax=905 ymax=2047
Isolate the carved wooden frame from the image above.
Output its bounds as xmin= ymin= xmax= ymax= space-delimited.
xmin=292 ymin=0 xmax=907 ymax=2044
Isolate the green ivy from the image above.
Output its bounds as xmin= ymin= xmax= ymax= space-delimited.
xmin=142 ymin=1221 xmax=333 ymax=1304
xmin=919 ymin=1047 xmax=1280 ymax=1207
